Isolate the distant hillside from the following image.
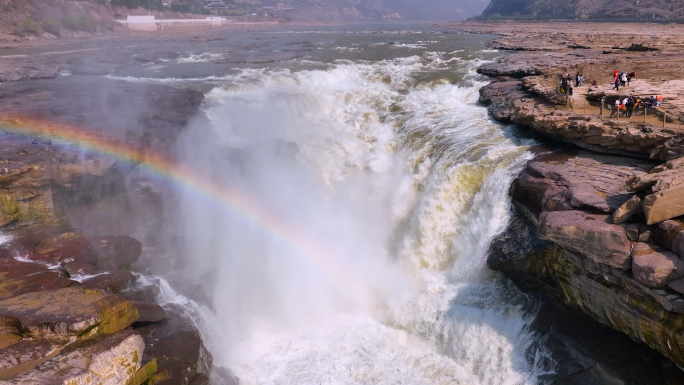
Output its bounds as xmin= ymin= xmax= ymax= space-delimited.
xmin=0 ymin=0 xmax=490 ymax=41
xmin=479 ymin=0 xmax=684 ymax=21
xmin=184 ymin=0 xmax=490 ymax=21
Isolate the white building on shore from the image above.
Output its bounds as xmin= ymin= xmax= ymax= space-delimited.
xmin=115 ymin=15 xmax=227 ymax=31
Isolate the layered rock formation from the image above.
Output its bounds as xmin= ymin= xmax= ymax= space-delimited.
xmin=445 ymin=21 xmax=684 ymax=381
xmin=0 ymin=226 xmax=211 ymax=384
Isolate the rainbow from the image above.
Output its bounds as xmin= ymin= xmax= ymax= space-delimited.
xmin=0 ymin=116 xmax=364 ymax=300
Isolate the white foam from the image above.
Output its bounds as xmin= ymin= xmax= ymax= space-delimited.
xmin=170 ymin=48 xmax=549 ymax=384
xmin=0 ymin=233 xmax=12 ymax=246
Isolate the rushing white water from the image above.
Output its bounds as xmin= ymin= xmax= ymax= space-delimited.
xmin=170 ymin=48 xmax=549 ymax=384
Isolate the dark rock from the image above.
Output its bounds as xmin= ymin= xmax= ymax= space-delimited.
xmin=134 ymin=312 xmax=211 ymax=385
xmin=81 ymin=271 xmax=137 ymax=294
xmin=131 ymin=301 xmax=168 ymax=323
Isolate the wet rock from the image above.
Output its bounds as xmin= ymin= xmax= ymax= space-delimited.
xmin=32 ymin=235 xmax=142 ymax=271
xmin=0 ymin=257 xmax=77 ymax=301
xmin=0 ymin=286 xmax=138 ymax=341
xmin=81 ymin=271 xmax=137 ymax=294
xmin=8 ymin=329 xmax=147 ymax=384
xmin=135 ymin=314 xmax=211 ymax=385
xmin=538 ymin=210 xmax=632 ymax=269
xmin=632 ymin=243 xmax=684 ymax=287
xmin=189 ymin=373 xmax=211 ymax=385
xmin=131 ymin=301 xmax=168 ymax=323
xmin=212 ymin=366 xmax=240 ymax=385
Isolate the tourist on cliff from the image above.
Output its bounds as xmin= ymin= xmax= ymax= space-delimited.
xmin=648 ymin=95 xmax=656 ymax=113
xmin=612 ymin=77 xmax=620 ymax=91
xmin=622 ymin=97 xmax=629 ymax=116
xmin=634 ymin=97 xmax=641 ymax=115
xmin=610 ymin=99 xmax=620 ymax=117
xmin=621 ymin=72 xmax=628 ymax=87
xmin=613 ymin=70 xmax=618 ymax=84
xmin=627 ymin=97 xmax=635 ymax=118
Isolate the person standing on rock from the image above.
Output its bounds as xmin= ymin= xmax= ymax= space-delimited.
xmin=648 ymin=95 xmax=656 ymax=113
xmin=621 ymin=72 xmax=628 ymax=87
xmin=612 ymin=77 xmax=620 ymax=91
xmin=610 ymin=98 xmax=620 ymax=117
xmin=634 ymin=97 xmax=641 ymax=115
xmin=622 ymin=97 xmax=629 ymax=116
xmin=627 ymin=97 xmax=635 ymax=118
xmin=613 ymin=70 xmax=618 ymax=84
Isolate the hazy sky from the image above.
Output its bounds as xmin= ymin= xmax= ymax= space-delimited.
xmin=383 ymin=0 xmax=492 ymax=20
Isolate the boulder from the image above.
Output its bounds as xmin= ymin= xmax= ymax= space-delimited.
xmin=0 ymin=257 xmax=77 ymax=301
xmin=632 ymin=243 xmax=684 ymax=287
xmin=643 ymin=185 xmax=684 ymax=224
xmin=649 ymin=157 xmax=684 ymax=174
xmin=81 ymin=271 xmax=137 ymax=294
xmin=628 ymin=168 xmax=684 ymax=192
xmin=131 ymin=301 xmax=168 ymax=323
xmin=0 ymin=338 xmax=62 ymax=380
xmin=0 ymin=286 xmax=138 ymax=341
xmin=612 ymin=195 xmax=642 ymax=224
xmin=626 ymin=223 xmax=641 ymax=241
xmin=538 ymin=210 xmax=632 ymax=269
xmin=652 ymin=219 xmax=684 ymax=257
xmin=31 ymin=235 xmax=142 ymax=272
xmin=8 ymin=330 xmax=149 ymax=384
xmin=135 ymin=314 xmax=211 ymax=385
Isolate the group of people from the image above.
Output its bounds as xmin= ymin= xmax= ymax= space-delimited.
xmin=611 ymin=70 xmax=637 ymax=91
xmin=606 ymin=95 xmax=662 ymax=118
xmin=558 ymin=72 xmax=587 ymax=94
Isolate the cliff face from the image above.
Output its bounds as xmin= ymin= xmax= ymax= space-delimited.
xmin=447 ymin=21 xmax=684 ymax=380
xmin=480 ymin=0 xmax=684 ymax=20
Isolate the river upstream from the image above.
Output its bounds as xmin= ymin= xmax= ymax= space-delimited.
xmin=110 ymin=24 xmax=550 ymax=384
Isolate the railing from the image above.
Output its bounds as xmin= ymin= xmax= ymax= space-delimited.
xmin=566 ymin=97 xmax=672 ymax=127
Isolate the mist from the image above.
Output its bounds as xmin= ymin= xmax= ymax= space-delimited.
xmin=155 ymin=35 xmax=548 ymax=384
xmin=387 ymin=0 xmax=492 ymax=20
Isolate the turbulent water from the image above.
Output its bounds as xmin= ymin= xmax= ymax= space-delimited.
xmin=118 ymin=25 xmax=550 ymax=384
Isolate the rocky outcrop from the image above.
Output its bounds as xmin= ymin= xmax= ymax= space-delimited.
xmin=0 ymin=224 xmax=206 ymax=384
xmin=0 ymin=286 xmax=138 ymax=340
xmin=539 ymin=210 xmax=632 ymax=269
xmin=479 ymin=78 xmax=684 ymax=160
xmin=5 ymin=329 xmax=145 ymax=385
xmin=490 ymin=148 xmax=684 ymax=373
